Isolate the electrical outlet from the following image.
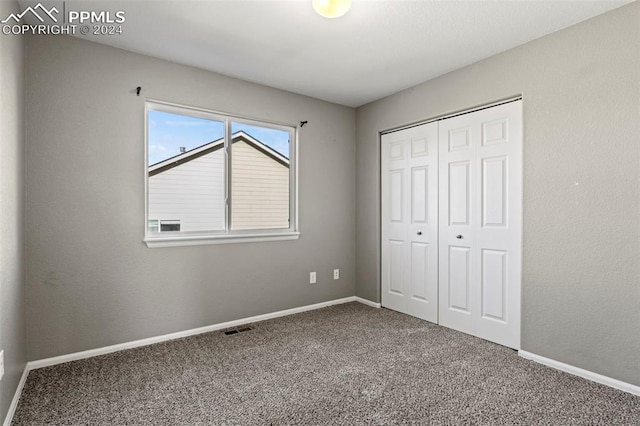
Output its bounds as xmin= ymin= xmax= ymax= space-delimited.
xmin=0 ymin=350 xmax=4 ymax=381
xmin=309 ymin=272 xmax=317 ymax=284
xmin=333 ymin=269 xmax=340 ymax=280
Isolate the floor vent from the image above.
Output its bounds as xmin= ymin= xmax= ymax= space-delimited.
xmin=223 ymin=326 xmax=253 ymax=336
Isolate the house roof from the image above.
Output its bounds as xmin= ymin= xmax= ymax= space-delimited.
xmin=148 ymin=131 xmax=289 ymax=177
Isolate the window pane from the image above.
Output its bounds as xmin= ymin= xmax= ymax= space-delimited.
xmin=148 ymin=109 xmax=226 ymax=232
xmin=230 ymin=122 xmax=290 ymax=230
xmin=160 ymin=220 xmax=181 ymax=232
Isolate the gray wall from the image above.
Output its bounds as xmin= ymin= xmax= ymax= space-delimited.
xmin=25 ymin=35 xmax=356 ymax=360
xmin=356 ymin=3 xmax=639 ymax=386
xmin=0 ymin=0 xmax=26 ymax=421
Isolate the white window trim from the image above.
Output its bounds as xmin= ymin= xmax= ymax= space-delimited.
xmin=144 ymin=100 xmax=299 ymax=248
xmin=145 ymin=231 xmax=301 ymax=248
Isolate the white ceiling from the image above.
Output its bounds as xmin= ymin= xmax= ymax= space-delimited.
xmin=20 ymin=0 xmax=631 ymax=107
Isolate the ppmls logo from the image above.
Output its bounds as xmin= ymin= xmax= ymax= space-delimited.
xmin=2 ymin=2 xmax=125 ymax=36
xmin=1 ymin=3 xmax=59 ymax=24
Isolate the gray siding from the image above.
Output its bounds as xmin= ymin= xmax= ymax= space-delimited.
xmin=232 ymin=140 xmax=289 ymax=230
xmin=148 ymin=140 xmax=290 ymax=232
xmin=149 ymin=150 xmax=225 ymax=232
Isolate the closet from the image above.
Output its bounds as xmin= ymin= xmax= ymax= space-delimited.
xmin=381 ymin=100 xmax=522 ymax=349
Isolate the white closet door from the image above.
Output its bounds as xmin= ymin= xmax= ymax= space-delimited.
xmin=438 ymin=100 xmax=522 ymax=349
xmin=381 ymin=122 xmax=439 ymax=323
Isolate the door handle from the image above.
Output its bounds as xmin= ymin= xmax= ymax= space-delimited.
xmin=417 ymin=231 xmax=422 ymax=235
xmin=456 ymin=234 xmax=463 ymax=239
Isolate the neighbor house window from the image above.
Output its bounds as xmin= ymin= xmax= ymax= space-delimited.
xmin=160 ymin=220 xmax=181 ymax=232
xmin=145 ymin=101 xmax=298 ymax=247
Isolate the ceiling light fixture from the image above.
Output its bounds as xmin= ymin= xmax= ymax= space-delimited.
xmin=312 ymin=0 xmax=351 ymax=19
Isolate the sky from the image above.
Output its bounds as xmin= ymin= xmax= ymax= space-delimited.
xmin=148 ymin=110 xmax=290 ymax=165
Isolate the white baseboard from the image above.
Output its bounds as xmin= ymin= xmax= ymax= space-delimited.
xmin=3 ymin=366 xmax=29 ymax=426
xmin=518 ymin=350 xmax=640 ymax=396
xmin=28 ymin=296 xmax=363 ymax=370
xmin=354 ymin=296 xmax=381 ymax=308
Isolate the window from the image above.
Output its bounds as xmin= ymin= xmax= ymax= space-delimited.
xmin=160 ymin=220 xmax=181 ymax=232
xmin=145 ymin=101 xmax=298 ymax=247
xmin=148 ymin=219 xmax=181 ymax=233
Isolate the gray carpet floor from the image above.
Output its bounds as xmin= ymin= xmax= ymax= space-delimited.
xmin=12 ymin=302 xmax=640 ymax=425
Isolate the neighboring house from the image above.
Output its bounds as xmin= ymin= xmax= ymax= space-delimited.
xmin=148 ymin=131 xmax=289 ymax=232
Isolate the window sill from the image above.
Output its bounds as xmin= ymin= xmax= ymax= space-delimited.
xmin=144 ymin=231 xmax=300 ymax=248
